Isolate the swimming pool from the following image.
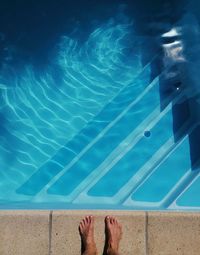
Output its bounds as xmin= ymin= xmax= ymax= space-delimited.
xmin=0 ymin=0 xmax=200 ymax=210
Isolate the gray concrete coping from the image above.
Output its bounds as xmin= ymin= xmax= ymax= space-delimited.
xmin=0 ymin=210 xmax=199 ymax=255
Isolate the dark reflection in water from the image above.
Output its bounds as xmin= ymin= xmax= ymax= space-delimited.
xmin=1 ymin=0 xmax=200 ymax=174
xmin=127 ymin=0 xmax=200 ymax=170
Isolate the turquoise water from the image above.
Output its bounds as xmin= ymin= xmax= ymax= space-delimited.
xmin=0 ymin=0 xmax=200 ymax=209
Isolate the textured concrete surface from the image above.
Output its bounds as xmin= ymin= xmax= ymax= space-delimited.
xmin=0 ymin=211 xmax=50 ymax=255
xmin=0 ymin=210 xmax=200 ymax=255
xmin=51 ymin=210 xmax=146 ymax=255
xmin=148 ymin=212 xmax=200 ymax=255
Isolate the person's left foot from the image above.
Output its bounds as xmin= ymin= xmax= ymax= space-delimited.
xmin=79 ymin=215 xmax=97 ymax=255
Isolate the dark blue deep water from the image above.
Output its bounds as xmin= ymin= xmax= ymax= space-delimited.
xmin=1 ymin=0 xmax=200 ymax=209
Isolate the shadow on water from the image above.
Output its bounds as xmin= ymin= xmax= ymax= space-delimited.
xmin=1 ymin=0 xmax=200 ymax=187
xmin=0 ymin=0 xmax=126 ymax=172
xmin=0 ymin=0 xmax=120 ymax=70
xmin=127 ymin=0 xmax=200 ymax=171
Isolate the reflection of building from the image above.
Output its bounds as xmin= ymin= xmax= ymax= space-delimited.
xmin=125 ymin=0 xmax=200 ymax=170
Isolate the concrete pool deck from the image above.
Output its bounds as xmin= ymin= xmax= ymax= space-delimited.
xmin=0 ymin=211 xmax=199 ymax=255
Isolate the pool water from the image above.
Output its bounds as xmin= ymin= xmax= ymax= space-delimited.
xmin=0 ymin=0 xmax=200 ymax=209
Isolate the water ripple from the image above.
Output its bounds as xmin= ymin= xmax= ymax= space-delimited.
xmin=0 ymin=17 xmax=142 ymax=200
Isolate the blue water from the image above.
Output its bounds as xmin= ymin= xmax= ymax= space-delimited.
xmin=0 ymin=0 xmax=200 ymax=209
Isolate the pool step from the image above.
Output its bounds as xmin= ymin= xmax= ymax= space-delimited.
xmin=17 ymin=56 xmax=193 ymax=209
xmin=77 ymin=105 xmax=174 ymax=199
xmin=47 ymin=77 xmax=161 ymax=196
xmin=73 ymin=101 xmax=191 ymax=206
xmin=170 ymin=171 xmax=200 ymax=209
xmin=16 ymin=59 xmax=158 ymax=196
xmin=123 ymin=135 xmax=193 ymax=208
xmin=32 ymin=79 xmax=189 ymax=204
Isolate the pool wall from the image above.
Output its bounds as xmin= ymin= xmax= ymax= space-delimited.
xmin=0 ymin=210 xmax=200 ymax=255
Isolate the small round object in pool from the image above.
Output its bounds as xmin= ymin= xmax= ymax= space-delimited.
xmin=144 ymin=130 xmax=151 ymax=137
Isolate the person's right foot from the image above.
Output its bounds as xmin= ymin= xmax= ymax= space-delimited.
xmin=104 ymin=216 xmax=122 ymax=255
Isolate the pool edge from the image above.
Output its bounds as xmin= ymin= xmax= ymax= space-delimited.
xmin=0 ymin=210 xmax=199 ymax=254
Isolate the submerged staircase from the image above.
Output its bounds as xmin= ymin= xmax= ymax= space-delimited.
xmin=16 ymin=58 xmax=200 ymax=210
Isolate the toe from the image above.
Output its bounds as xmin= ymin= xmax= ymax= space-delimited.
xmin=110 ymin=217 xmax=115 ymax=224
xmin=105 ymin=215 xmax=110 ymax=222
xmin=79 ymin=220 xmax=83 ymax=228
xmin=105 ymin=216 xmax=111 ymax=228
xmin=86 ymin=216 xmax=90 ymax=224
xmin=89 ymin=215 xmax=93 ymax=224
xmin=83 ymin=218 xmax=87 ymax=225
xmin=79 ymin=223 xmax=83 ymax=233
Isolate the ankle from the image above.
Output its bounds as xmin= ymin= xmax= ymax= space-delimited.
xmin=108 ymin=241 xmax=119 ymax=251
xmin=107 ymin=246 xmax=119 ymax=255
xmin=83 ymin=249 xmax=97 ymax=255
xmin=84 ymin=245 xmax=97 ymax=255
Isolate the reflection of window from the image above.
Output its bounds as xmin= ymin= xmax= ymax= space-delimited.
xmin=161 ymin=27 xmax=185 ymax=64
xmin=163 ymin=41 xmax=184 ymax=62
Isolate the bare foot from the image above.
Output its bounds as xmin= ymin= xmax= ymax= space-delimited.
xmin=104 ymin=216 xmax=122 ymax=255
xmin=79 ymin=215 xmax=97 ymax=255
